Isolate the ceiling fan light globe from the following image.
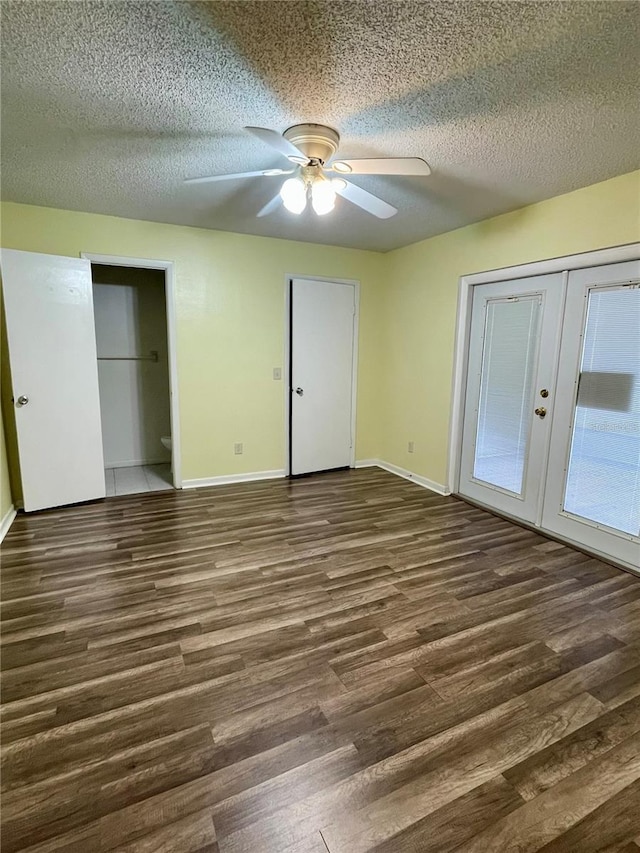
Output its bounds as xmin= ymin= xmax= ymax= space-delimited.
xmin=280 ymin=177 xmax=306 ymax=214
xmin=311 ymin=180 xmax=336 ymax=215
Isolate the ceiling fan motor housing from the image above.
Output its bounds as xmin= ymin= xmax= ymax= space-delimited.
xmin=283 ymin=123 xmax=340 ymax=164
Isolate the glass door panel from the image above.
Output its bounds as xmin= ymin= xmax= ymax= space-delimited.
xmin=473 ymin=296 xmax=541 ymax=495
xmin=563 ymin=287 xmax=640 ymax=535
xmin=543 ymin=260 xmax=640 ymax=570
xmin=459 ymin=274 xmax=565 ymax=524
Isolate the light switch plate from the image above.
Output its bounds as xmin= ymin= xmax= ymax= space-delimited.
xmin=273 ymin=367 xmax=282 ymax=380
xmin=234 ymin=443 xmax=243 ymax=455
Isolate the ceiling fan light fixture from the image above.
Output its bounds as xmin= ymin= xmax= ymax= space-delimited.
xmin=280 ymin=176 xmax=306 ymax=214
xmin=311 ymin=179 xmax=336 ymax=215
xmin=332 ymin=161 xmax=352 ymax=174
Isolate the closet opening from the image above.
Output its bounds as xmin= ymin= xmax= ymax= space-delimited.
xmin=91 ymin=263 xmax=175 ymax=496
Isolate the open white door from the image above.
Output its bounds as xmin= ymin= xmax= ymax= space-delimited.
xmin=1 ymin=249 xmax=105 ymax=511
xmin=290 ymin=278 xmax=356 ymax=476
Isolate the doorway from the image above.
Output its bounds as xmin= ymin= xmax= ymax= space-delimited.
xmin=287 ymin=277 xmax=359 ymax=476
xmin=1 ymin=249 xmax=181 ymax=512
xmin=83 ymin=252 xmax=181 ymax=492
xmin=91 ymin=264 xmax=173 ymax=496
xmin=456 ymin=254 xmax=640 ymax=571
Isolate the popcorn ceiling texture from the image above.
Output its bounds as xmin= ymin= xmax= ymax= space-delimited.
xmin=1 ymin=0 xmax=638 ymax=252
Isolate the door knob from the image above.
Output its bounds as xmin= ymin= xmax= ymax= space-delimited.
xmin=16 ymin=395 xmax=29 ymax=406
xmin=294 ymin=387 xmax=304 ymax=396
xmin=534 ymin=406 xmax=547 ymax=419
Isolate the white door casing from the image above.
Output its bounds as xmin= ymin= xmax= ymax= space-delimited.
xmin=81 ymin=253 xmax=181 ymax=489
xmin=1 ymin=249 xmax=106 ymax=511
xmin=290 ymin=278 xmax=356 ymax=476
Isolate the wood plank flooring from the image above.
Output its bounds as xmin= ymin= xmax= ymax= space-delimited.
xmin=1 ymin=467 xmax=640 ymax=852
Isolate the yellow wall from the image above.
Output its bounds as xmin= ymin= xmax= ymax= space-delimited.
xmin=1 ymin=169 xmax=638 ymax=510
xmin=0 ymin=204 xmax=385 ymax=485
xmin=382 ymin=170 xmax=640 ymax=487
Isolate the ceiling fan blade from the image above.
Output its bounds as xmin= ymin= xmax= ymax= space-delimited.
xmin=245 ymin=127 xmax=308 ymax=163
xmin=330 ymin=157 xmax=431 ymax=176
xmin=184 ymin=168 xmax=293 ymax=185
xmin=335 ymin=180 xmax=397 ymax=219
xmin=257 ymin=194 xmax=283 ymax=218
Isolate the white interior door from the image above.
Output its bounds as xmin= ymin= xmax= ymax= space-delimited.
xmin=459 ymin=274 xmax=565 ymax=523
xmin=543 ymin=260 xmax=640 ymax=568
xmin=1 ymin=249 xmax=105 ymax=511
xmin=290 ymin=278 xmax=356 ymax=476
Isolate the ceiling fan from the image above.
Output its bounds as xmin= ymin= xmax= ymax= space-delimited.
xmin=184 ymin=124 xmax=431 ymax=219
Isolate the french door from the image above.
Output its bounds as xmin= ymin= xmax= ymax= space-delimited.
xmin=459 ymin=274 xmax=565 ymax=523
xmin=543 ymin=261 xmax=639 ymax=567
xmin=459 ymin=259 xmax=640 ymax=571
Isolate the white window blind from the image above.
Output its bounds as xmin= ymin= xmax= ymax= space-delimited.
xmin=473 ymin=296 xmax=541 ymax=494
xmin=563 ymin=286 xmax=640 ymax=536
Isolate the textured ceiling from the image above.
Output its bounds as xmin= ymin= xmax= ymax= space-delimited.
xmin=1 ymin=1 xmax=639 ymax=252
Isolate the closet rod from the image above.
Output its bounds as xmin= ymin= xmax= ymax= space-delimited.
xmin=98 ymin=350 xmax=158 ymax=363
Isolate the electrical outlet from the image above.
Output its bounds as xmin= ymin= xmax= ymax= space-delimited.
xmin=234 ymin=442 xmax=243 ymax=455
xmin=273 ymin=367 xmax=282 ymax=380
xmin=408 ymin=441 xmax=415 ymax=453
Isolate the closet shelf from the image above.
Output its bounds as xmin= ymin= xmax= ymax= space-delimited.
xmin=98 ymin=350 xmax=158 ymax=363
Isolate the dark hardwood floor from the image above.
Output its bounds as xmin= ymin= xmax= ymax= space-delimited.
xmin=1 ymin=467 xmax=640 ymax=852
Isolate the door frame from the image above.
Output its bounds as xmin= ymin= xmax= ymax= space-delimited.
xmin=81 ymin=252 xmax=182 ymax=488
xmin=448 ymin=242 xmax=640 ymax=496
xmin=283 ymin=274 xmax=360 ymax=477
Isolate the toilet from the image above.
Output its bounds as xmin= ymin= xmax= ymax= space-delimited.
xmin=161 ymin=436 xmax=172 ymax=451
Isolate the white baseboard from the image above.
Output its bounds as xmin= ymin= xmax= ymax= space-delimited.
xmin=355 ymin=458 xmax=449 ymax=496
xmin=353 ymin=459 xmax=379 ymax=469
xmin=182 ymin=461 xmax=448 ymax=495
xmin=0 ymin=505 xmax=17 ymax=542
xmin=182 ymin=469 xmax=286 ymax=489
xmin=106 ymin=458 xmax=170 ymax=469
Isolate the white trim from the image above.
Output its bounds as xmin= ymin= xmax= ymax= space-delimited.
xmin=81 ymin=252 xmax=182 ymax=488
xmin=535 ymin=269 xmax=569 ymax=527
xmin=284 ymin=274 xmax=360 ymax=476
xmin=0 ymin=505 xmax=17 ymax=542
xmin=355 ymin=458 xmax=449 ymax=495
xmin=182 ymin=469 xmax=286 ymax=489
xmin=447 ymin=242 xmax=640 ymax=494
xmin=461 ymin=243 xmax=640 ymax=287
xmin=447 ymin=271 xmax=476 ymax=496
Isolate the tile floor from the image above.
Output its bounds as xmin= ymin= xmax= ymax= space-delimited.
xmin=104 ymin=464 xmax=173 ymax=496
